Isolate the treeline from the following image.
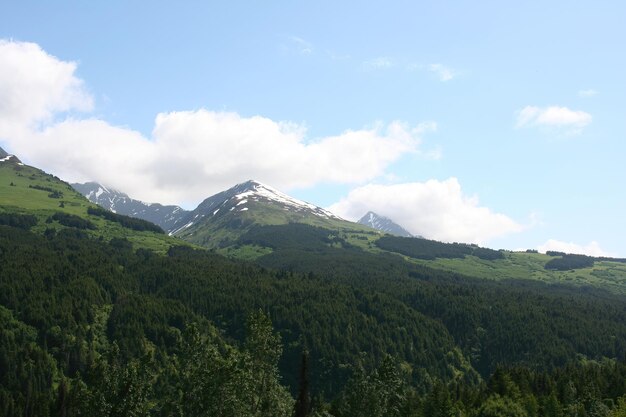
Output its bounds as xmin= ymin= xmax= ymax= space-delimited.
xmin=87 ymin=206 xmax=164 ymax=234
xmin=544 ymin=252 xmax=626 ymax=271
xmin=28 ymin=184 xmax=63 ymax=198
xmin=245 ymin=224 xmax=626 ymax=377
xmin=238 ymin=224 xmax=504 ymax=261
xmin=545 ymin=254 xmax=595 ymax=271
xmin=0 ymin=212 xmax=37 ymax=229
xmin=328 ymin=358 xmax=626 ymax=416
xmin=239 ymin=223 xmax=356 ymax=252
xmin=2 ymin=222 xmax=626 ymax=415
xmin=47 ymin=212 xmax=96 ymax=230
xmin=0 ymin=224 xmax=459 ymax=404
xmin=137 ymin=244 xmax=463 ymax=393
xmin=375 ymin=235 xmax=504 ymax=260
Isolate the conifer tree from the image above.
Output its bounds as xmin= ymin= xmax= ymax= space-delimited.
xmin=294 ymin=350 xmax=312 ymax=417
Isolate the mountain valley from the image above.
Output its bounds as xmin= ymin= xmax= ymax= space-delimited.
xmin=2 ymin=147 xmax=626 ymax=416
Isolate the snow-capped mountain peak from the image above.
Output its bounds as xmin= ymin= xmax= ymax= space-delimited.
xmin=358 ymin=211 xmax=413 ymax=237
xmin=86 ymin=184 xmax=112 ymax=201
xmin=74 ymin=178 xmax=354 ymax=245
xmin=0 ymin=147 xmax=23 ymax=165
xmin=229 ymin=180 xmax=341 ymax=220
xmin=167 ymin=179 xmax=349 ymax=242
xmin=72 ymin=182 xmax=188 ymax=231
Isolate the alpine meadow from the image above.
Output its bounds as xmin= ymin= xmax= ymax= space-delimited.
xmin=2 ymin=2 xmax=626 ymax=417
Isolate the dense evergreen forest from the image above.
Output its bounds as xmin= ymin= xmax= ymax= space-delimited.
xmin=2 ymin=217 xmax=626 ymax=415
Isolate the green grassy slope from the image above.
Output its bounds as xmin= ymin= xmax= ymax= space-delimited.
xmin=384 ymin=249 xmax=626 ymax=294
xmin=0 ymin=162 xmax=185 ymax=253
xmin=175 ymin=197 xmax=376 ymax=252
xmin=230 ymin=222 xmax=626 ymax=294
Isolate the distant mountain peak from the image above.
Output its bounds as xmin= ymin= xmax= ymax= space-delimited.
xmin=0 ymin=147 xmax=23 ymax=165
xmin=227 ymin=180 xmax=341 ymax=220
xmin=358 ymin=211 xmax=413 ymax=237
xmin=166 ymin=180 xmax=357 ymax=247
xmin=233 ymin=179 xmax=263 ymax=190
xmin=72 ymin=181 xmax=187 ymax=231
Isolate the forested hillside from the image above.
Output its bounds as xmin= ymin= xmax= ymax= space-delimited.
xmin=0 ymin=162 xmax=178 ymax=253
xmin=3 ymin=160 xmax=626 ymax=416
xmin=2 ymin=217 xmax=626 ymax=415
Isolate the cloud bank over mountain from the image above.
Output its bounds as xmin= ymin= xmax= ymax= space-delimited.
xmin=0 ymin=39 xmax=435 ymax=207
xmin=0 ymin=39 xmax=526 ymax=246
xmin=328 ymin=179 xmax=524 ymax=245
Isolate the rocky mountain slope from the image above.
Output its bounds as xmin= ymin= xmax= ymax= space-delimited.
xmin=358 ymin=211 xmax=413 ymax=237
xmin=168 ymin=180 xmax=370 ymax=248
xmin=72 ymin=182 xmax=187 ymax=232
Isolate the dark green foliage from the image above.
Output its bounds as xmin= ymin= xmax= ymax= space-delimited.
xmin=244 ymin=310 xmax=294 ymax=416
xmin=29 ymin=184 xmax=63 ymax=198
xmin=421 ymin=382 xmax=457 ymax=417
xmin=152 ymin=244 xmax=460 ymax=394
xmin=244 ymin=225 xmax=626 ymax=378
xmin=376 ymin=235 xmax=504 ymax=260
xmin=2 ymin=222 xmax=626 ymax=415
xmin=239 ymin=223 xmax=354 ymax=251
xmin=330 ymin=359 xmax=626 ymax=417
xmin=477 ymin=395 xmax=528 ymax=417
xmin=108 ymin=237 xmax=133 ymax=251
xmin=333 ymin=356 xmax=409 ymax=417
xmin=597 ymin=256 xmax=626 ymax=264
xmin=71 ymin=344 xmax=153 ymax=417
xmin=545 ymin=254 xmax=595 ymax=270
xmin=87 ymin=206 xmax=164 ymax=234
xmin=294 ymin=350 xmax=312 ymax=417
xmin=157 ymin=315 xmax=293 ymax=417
xmin=0 ymin=212 xmax=38 ymax=229
xmin=0 ymin=306 xmax=57 ymax=417
xmin=544 ymin=251 xmax=626 ymax=271
xmin=48 ymin=212 xmax=96 ymax=230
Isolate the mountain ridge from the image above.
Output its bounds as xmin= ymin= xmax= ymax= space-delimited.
xmin=0 ymin=157 xmax=181 ymax=253
xmin=0 ymin=146 xmax=22 ymax=165
xmin=358 ymin=211 xmax=413 ymax=237
xmin=72 ymin=181 xmax=188 ymax=232
xmin=168 ymin=180 xmax=370 ymax=248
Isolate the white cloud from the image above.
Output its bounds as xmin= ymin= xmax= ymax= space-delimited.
xmin=6 ymin=112 xmax=432 ymax=207
xmin=363 ymin=57 xmax=394 ymax=70
xmin=327 ymin=51 xmax=351 ymax=61
xmin=327 ymin=179 xmax=523 ymax=245
xmin=578 ymin=89 xmax=598 ymax=98
xmin=0 ymin=40 xmax=92 ymax=140
xmin=537 ymin=239 xmax=612 ymax=257
xmin=428 ymin=64 xmax=456 ymax=81
xmin=288 ymin=36 xmax=313 ymax=55
xmin=0 ymin=39 xmax=436 ymax=207
xmin=516 ymin=106 xmax=592 ymax=134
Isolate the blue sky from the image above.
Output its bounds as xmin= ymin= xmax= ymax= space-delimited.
xmin=1 ymin=1 xmax=624 ymax=255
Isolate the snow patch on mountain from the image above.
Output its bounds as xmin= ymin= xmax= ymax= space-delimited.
xmin=72 ymin=182 xmax=188 ymax=232
xmin=0 ymin=148 xmax=23 ymax=165
xmin=358 ymin=211 xmax=414 ymax=237
xmin=233 ymin=181 xmax=341 ymax=219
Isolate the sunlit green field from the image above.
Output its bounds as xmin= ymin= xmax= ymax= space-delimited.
xmin=223 ymin=221 xmax=626 ymax=294
xmin=0 ymin=163 xmax=188 ymax=253
xmin=401 ymin=251 xmax=626 ymax=294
